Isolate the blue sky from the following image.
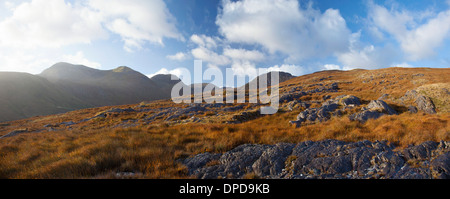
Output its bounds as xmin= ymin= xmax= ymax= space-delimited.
xmin=0 ymin=0 xmax=450 ymax=86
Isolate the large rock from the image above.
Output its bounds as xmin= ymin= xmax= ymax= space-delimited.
xmin=349 ymin=100 xmax=397 ymax=123
xmin=183 ymin=140 xmax=450 ymax=179
xmin=415 ymin=95 xmax=436 ymax=114
xmin=366 ymin=100 xmax=397 ymax=115
xmin=431 ymin=152 xmax=450 ymax=179
xmin=290 ymin=95 xmax=357 ymax=127
xmin=183 ymin=152 xmax=221 ymax=175
xmin=349 ymin=110 xmax=385 ymax=123
xmin=336 ymin=95 xmax=361 ymax=106
xmin=402 ymin=90 xmax=437 ymax=114
xmin=252 ymin=143 xmax=295 ymax=177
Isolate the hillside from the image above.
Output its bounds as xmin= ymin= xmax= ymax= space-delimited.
xmin=0 ymin=72 xmax=89 ymax=122
xmin=239 ymin=71 xmax=295 ymax=91
xmin=39 ymin=62 xmax=176 ymax=106
xmin=0 ymin=67 xmax=449 ymax=179
xmin=0 ymin=63 xmax=180 ymax=122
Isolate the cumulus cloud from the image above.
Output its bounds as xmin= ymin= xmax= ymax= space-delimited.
xmin=0 ymin=50 xmax=55 ymax=74
xmin=323 ymin=64 xmax=342 ymax=70
xmin=216 ymin=0 xmax=352 ymax=62
xmin=0 ymin=0 xmax=183 ymax=51
xmin=61 ymin=51 xmax=102 ymax=69
xmin=267 ymin=64 xmax=304 ymax=76
xmin=321 ymin=64 xmax=353 ymax=71
xmin=223 ymin=48 xmax=265 ymax=62
xmin=191 ymin=47 xmax=231 ymax=68
xmin=146 ymin=67 xmax=194 ymax=84
xmin=369 ymin=2 xmax=450 ymax=60
xmin=0 ymin=0 xmax=106 ymax=48
xmin=0 ymin=49 xmax=101 ymax=73
xmin=166 ymin=52 xmax=189 ymax=61
xmin=189 ymin=34 xmax=270 ymax=76
xmin=0 ymin=0 xmax=184 ymax=73
xmin=190 ymin=34 xmax=231 ymax=67
xmin=391 ymin=62 xmax=414 ymax=68
xmin=89 ymin=0 xmax=184 ymax=52
xmin=190 ymin=34 xmax=219 ymax=49
xmin=337 ymin=32 xmax=399 ymax=69
xmin=146 ymin=68 xmax=185 ymax=79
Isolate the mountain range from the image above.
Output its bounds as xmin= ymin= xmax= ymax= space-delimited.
xmin=0 ymin=62 xmax=182 ymax=122
xmin=0 ymin=62 xmax=294 ymax=122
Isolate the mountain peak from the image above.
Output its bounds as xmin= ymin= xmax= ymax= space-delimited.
xmin=40 ymin=62 xmax=99 ymax=80
xmin=113 ymin=66 xmax=134 ymax=73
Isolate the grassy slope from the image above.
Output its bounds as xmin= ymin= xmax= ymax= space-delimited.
xmin=0 ymin=63 xmax=180 ymax=122
xmin=0 ymin=67 xmax=449 ymax=179
xmin=0 ymin=72 xmax=89 ymax=122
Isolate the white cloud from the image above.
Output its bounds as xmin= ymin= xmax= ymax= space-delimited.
xmin=61 ymin=51 xmax=102 ymax=69
xmin=267 ymin=64 xmax=304 ymax=76
xmin=369 ymin=2 xmax=450 ymax=60
xmin=146 ymin=67 xmax=185 ymax=80
xmin=223 ymin=48 xmax=265 ymax=62
xmin=189 ymin=34 xmax=269 ymax=77
xmin=0 ymin=0 xmax=184 ymax=73
xmin=0 ymin=0 xmax=107 ymax=48
xmin=323 ymin=64 xmax=341 ymax=70
xmin=189 ymin=34 xmax=231 ymax=67
xmin=0 ymin=50 xmax=55 ymax=74
xmin=190 ymin=34 xmax=218 ymax=49
xmin=4 ymin=1 xmax=15 ymax=10
xmin=337 ymin=45 xmax=398 ymax=69
xmin=216 ymin=0 xmax=352 ymax=62
xmin=322 ymin=64 xmax=353 ymax=71
xmin=230 ymin=61 xmax=259 ymax=78
xmin=166 ymin=52 xmax=189 ymax=61
xmin=191 ymin=46 xmax=231 ymax=67
xmin=391 ymin=62 xmax=414 ymax=68
xmin=337 ymin=32 xmax=399 ymax=69
xmin=0 ymin=49 xmax=102 ymax=74
xmin=88 ymin=0 xmax=184 ymax=52
xmin=0 ymin=0 xmax=183 ymax=51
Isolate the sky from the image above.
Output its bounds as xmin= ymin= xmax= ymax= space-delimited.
xmin=0 ymin=0 xmax=450 ymax=86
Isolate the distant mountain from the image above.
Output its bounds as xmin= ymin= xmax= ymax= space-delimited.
xmin=39 ymin=62 xmax=168 ymax=107
xmin=0 ymin=72 xmax=88 ymax=122
xmin=0 ymin=62 xmax=180 ymax=122
xmin=239 ymin=71 xmax=295 ymax=91
xmin=0 ymin=63 xmax=296 ymax=122
xmin=150 ymin=74 xmax=183 ymax=97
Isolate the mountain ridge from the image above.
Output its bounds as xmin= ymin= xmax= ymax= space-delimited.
xmin=0 ymin=62 xmax=294 ymax=122
xmin=0 ymin=63 xmax=182 ymax=122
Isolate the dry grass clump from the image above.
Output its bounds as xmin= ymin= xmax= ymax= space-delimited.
xmin=415 ymin=83 xmax=450 ymax=113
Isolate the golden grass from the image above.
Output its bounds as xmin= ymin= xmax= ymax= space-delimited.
xmin=1 ymin=110 xmax=448 ymax=179
xmin=0 ymin=67 xmax=449 ymax=179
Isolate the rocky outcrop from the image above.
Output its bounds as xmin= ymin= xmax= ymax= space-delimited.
xmin=94 ymin=108 xmax=136 ymax=118
xmin=183 ymin=140 xmax=450 ymax=179
xmin=229 ymin=109 xmax=261 ymax=124
xmin=165 ymin=105 xmax=206 ymax=121
xmin=415 ymin=95 xmax=437 ymax=114
xmin=401 ymin=90 xmax=436 ymax=114
xmin=0 ymin=129 xmax=28 ymax=139
xmin=349 ymin=100 xmax=397 ymax=123
xmin=290 ymin=95 xmax=360 ymax=127
xmin=279 ymin=83 xmax=339 ymax=104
